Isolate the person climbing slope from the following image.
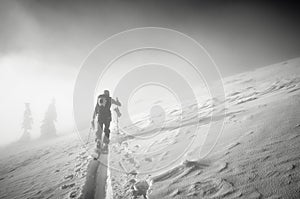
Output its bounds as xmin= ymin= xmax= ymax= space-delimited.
xmin=92 ymin=90 xmax=121 ymax=153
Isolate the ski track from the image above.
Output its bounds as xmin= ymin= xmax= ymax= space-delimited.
xmin=1 ymin=58 xmax=300 ymax=199
xmin=105 ymin=58 xmax=300 ymax=199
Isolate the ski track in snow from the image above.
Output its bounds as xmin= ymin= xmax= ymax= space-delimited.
xmin=106 ymin=58 xmax=300 ymax=199
xmin=0 ymin=134 xmax=93 ymax=199
xmin=1 ymin=58 xmax=300 ymax=199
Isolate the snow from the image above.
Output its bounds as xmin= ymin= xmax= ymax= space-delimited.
xmin=1 ymin=57 xmax=300 ymax=199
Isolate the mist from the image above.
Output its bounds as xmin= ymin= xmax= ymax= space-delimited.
xmin=0 ymin=0 xmax=300 ymax=145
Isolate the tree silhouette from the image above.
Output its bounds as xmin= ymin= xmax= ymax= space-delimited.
xmin=40 ymin=99 xmax=57 ymax=138
xmin=20 ymin=103 xmax=33 ymax=142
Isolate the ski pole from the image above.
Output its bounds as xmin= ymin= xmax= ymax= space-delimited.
xmin=86 ymin=127 xmax=93 ymax=146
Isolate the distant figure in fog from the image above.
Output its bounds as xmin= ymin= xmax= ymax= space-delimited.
xmin=40 ymin=99 xmax=57 ymax=139
xmin=92 ymin=90 xmax=121 ymax=153
xmin=20 ymin=103 xmax=33 ymax=142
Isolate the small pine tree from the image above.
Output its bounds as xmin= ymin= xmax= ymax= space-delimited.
xmin=40 ymin=99 xmax=57 ymax=138
xmin=20 ymin=103 xmax=33 ymax=142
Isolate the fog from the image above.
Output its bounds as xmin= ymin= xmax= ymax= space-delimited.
xmin=0 ymin=0 xmax=299 ymax=145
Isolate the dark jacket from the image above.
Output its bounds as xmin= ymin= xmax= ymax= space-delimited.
xmin=93 ymin=95 xmax=121 ymax=122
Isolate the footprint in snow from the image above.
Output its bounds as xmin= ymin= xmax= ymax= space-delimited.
xmin=61 ymin=183 xmax=75 ymax=190
xmin=69 ymin=190 xmax=77 ymax=198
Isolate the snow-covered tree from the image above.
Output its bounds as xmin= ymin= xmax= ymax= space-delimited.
xmin=40 ymin=99 xmax=57 ymax=138
xmin=19 ymin=103 xmax=33 ymax=142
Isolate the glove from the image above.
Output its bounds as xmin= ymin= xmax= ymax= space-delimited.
xmin=116 ymin=97 xmax=121 ymax=106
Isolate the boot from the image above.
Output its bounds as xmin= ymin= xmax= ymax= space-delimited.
xmin=96 ymin=139 xmax=102 ymax=149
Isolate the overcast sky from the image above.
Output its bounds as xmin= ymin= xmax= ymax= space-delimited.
xmin=0 ymin=0 xmax=300 ymax=145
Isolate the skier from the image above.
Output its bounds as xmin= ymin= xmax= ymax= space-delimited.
xmin=92 ymin=90 xmax=121 ymax=153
